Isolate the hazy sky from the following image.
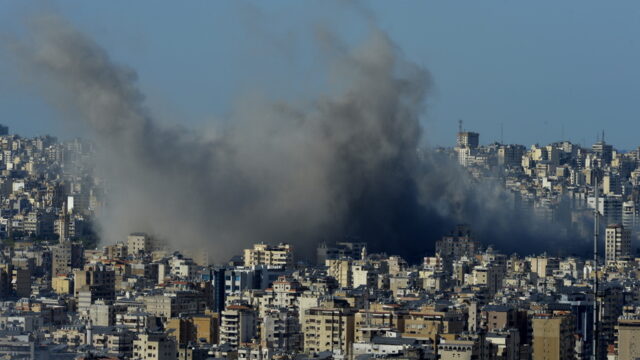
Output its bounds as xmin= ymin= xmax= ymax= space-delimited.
xmin=1 ymin=1 xmax=639 ymax=149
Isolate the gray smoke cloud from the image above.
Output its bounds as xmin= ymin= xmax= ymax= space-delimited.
xmin=7 ymin=14 xmax=590 ymax=263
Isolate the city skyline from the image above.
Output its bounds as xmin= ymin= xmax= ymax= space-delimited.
xmin=2 ymin=1 xmax=640 ymax=149
xmin=0 ymin=3 xmax=640 ymax=360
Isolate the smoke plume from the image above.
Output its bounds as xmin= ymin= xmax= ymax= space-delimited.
xmin=7 ymin=15 xmax=589 ymax=263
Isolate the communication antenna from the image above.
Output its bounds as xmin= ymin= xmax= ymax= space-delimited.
xmin=592 ymin=179 xmax=599 ymax=360
xmin=500 ymin=123 xmax=504 ymax=145
xmin=458 ymin=119 xmax=463 ymax=133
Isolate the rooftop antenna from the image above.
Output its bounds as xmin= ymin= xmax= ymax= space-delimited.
xmin=500 ymin=123 xmax=504 ymax=145
xmin=592 ymin=178 xmax=599 ymax=360
xmin=602 ymin=130 xmax=605 ymax=143
xmin=458 ymin=119 xmax=463 ymax=133
xmin=561 ymin=124 xmax=564 ymax=142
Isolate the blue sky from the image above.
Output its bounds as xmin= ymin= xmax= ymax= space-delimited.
xmin=1 ymin=1 xmax=640 ymax=149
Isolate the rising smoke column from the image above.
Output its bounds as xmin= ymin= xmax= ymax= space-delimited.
xmin=7 ymin=14 xmax=590 ymax=262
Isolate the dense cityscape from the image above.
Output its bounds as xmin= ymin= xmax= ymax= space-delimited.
xmin=0 ymin=123 xmax=638 ymax=360
xmin=3 ymin=1 xmax=640 ymax=359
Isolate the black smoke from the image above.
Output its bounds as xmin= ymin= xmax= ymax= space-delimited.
xmin=5 ymin=14 xmax=590 ymax=263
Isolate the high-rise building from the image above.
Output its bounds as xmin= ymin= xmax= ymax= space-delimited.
xmin=592 ymin=140 xmax=613 ymax=165
xmin=220 ymin=303 xmax=257 ymax=350
xmin=104 ymin=242 xmax=128 ymax=259
xmin=603 ymin=174 xmax=621 ymax=195
xmin=165 ymin=317 xmax=197 ymax=345
xmin=303 ymin=301 xmax=354 ymax=356
xmin=456 ymin=146 xmax=474 ymax=167
xmin=471 ymin=264 xmax=504 ymax=296
xmin=192 ymin=314 xmax=219 ymax=344
xmin=402 ymin=304 xmax=465 ymax=342
xmin=128 ymin=233 xmax=153 ymax=255
xmin=132 ymin=333 xmax=176 ymax=360
xmin=143 ymin=292 xmax=206 ymax=318
xmin=325 ymin=259 xmax=353 ymax=288
xmin=588 ymin=195 xmax=623 ymax=225
xmin=457 ymin=131 xmax=480 ymax=149
xmin=605 ymin=224 xmax=631 ymax=263
xmin=436 ymin=225 xmax=479 ymax=260
xmin=622 ymin=201 xmax=639 ymax=233
xmin=261 ymin=307 xmax=302 ymax=352
xmin=55 ymin=202 xmax=70 ymax=242
xmin=243 ymin=242 xmax=293 ymax=268
xmin=316 ymin=241 xmax=367 ymax=264
xmin=12 ymin=268 xmax=31 ymax=298
xmin=352 ymin=263 xmax=377 ymax=289
xmin=528 ymin=256 xmax=560 ymax=279
xmin=89 ymin=301 xmax=115 ymax=326
xmin=597 ymin=283 xmax=625 ymax=359
xmin=51 ymin=275 xmax=73 ymax=295
xmin=498 ymin=144 xmax=526 ymax=167
xmin=482 ymin=305 xmax=517 ymax=332
xmin=438 ymin=338 xmax=481 ymax=360
xmin=73 ymin=264 xmax=116 ymax=300
xmin=486 ymin=329 xmax=521 ymax=360
xmin=211 ymin=268 xmax=226 ymax=313
xmin=51 ymin=243 xmax=84 ymax=277
xmin=616 ymin=316 xmax=640 ymax=360
xmin=165 ymin=314 xmax=219 ymax=345
xmin=531 ymin=311 xmax=575 ymax=360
